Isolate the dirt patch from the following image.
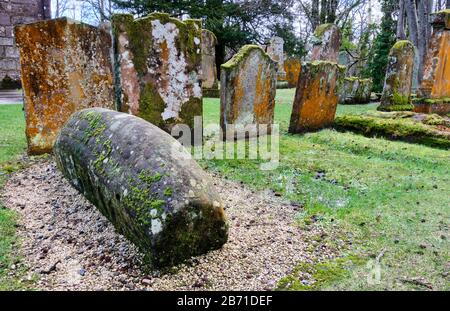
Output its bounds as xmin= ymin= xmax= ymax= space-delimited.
xmin=1 ymin=160 xmax=340 ymax=290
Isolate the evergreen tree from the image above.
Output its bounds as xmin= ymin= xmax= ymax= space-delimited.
xmin=365 ymin=0 xmax=397 ymax=92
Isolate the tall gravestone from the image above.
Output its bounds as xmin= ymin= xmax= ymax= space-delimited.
xmin=310 ymin=24 xmax=341 ymax=63
xmin=289 ymin=24 xmax=344 ymax=133
xmin=284 ymin=57 xmax=301 ymax=88
xmin=415 ymin=10 xmax=450 ymax=115
xmin=15 ymin=17 xmax=115 ymax=155
xmin=266 ymin=36 xmax=286 ymax=80
xmin=220 ymin=45 xmax=277 ymax=138
xmin=378 ymin=40 xmax=415 ymax=112
xmin=112 ymin=13 xmax=203 ymax=134
xmin=201 ymin=29 xmax=218 ymax=90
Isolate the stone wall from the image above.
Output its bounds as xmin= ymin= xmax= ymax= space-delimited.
xmin=0 ymin=0 xmax=50 ymax=87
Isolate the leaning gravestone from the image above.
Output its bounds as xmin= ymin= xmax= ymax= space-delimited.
xmin=378 ymin=40 xmax=415 ymax=112
xmin=289 ymin=61 xmax=345 ymax=133
xmin=54 ymin=108 xmax=228 ymax=268
xmin=310 ymin=23 xmax=341 ymax=63
xmin=289 ymin=24 xmax=344 ymax=133
xmin=15 ymin=17 xmax=115 ymax=155
xmin=201 ymin=29 xmax=218 ymax=90
xmin=415 ymin=10 xmax=450 ymax=115
xmin=266 ymin=36 xmax=286 ymax=80
xmin=111 ymin=13 xmax=203 ymax=134
xmin=220 ymin=45 xmax=277 ymax=138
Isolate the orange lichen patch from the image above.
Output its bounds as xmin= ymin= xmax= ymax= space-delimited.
xmin=15 ymin=18 xmax=114 ymax=155
xmin=220 ymin=45 xmax=277 ymax=138
xmin=430 ymin=32 xmax=450 ymax=98
xmin=284 ymin=58 xmax=301 ymax=88
xmin=289 ymin=61 xmax=343 ymax=133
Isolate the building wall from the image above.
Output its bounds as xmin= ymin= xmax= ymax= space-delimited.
xmin=0 ymin=0 xmax=51 ymax=86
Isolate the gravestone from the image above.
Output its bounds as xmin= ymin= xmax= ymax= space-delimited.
xmin=284 ymin=57 xmax=301 ymax=88
xmin=220 ymin=45 xmax=277 ymax=138
xmin=54 ymin=108 xmax=228 ymax=268
xmin=339 ymin=77 xmax=373 ymax=104
xmin=201 ymin=29 xmax=218 ymax=90
xmin=289 ymin=24 xmax=344 ymax=133
xmin=266 ymin=36 xmax=286 ymax=80
xmin=378 ymin=40 xmax=415 ymax=112
xmin=112 ymin=13 xmax=203 ymax=133
xmin=310 ymin=24 xmax=341 ymax=63
xmin=415 ymin=10 xmax=450 ymax=115
xmin=289 ymin=61 xmax=345 ymax=133
xmin=15 ymin=17 xmax=115 ymax=155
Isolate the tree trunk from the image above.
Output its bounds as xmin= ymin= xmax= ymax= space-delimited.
xmin=320 ymin=0 xmax=327 ymax=24
xmin=417 ymin=0 xmax=429 ymax=84
xmin=327 ymin=0 xmax=338 ymax=23
xmin=447 ymin=0 xmax=450 ymax=9
xmin=397 ymin=0 xmax=407 ymax=40
xmin=405 ymin=0 xmax=419 ymax=47
xmin=311 ymin=0 xmax=320 ymax=29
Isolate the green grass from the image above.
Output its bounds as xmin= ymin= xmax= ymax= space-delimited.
xmin=202 ymin=88 xmax=450 ymax=290
xmin=0 ymin=104 xmax=31 ymax=290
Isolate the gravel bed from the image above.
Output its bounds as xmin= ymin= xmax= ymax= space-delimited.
xmin=1 ymin=160 xmax=340 ymax=290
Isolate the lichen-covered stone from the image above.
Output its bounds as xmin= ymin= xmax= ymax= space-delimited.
xmin=289 ymin=61 xmax=345 ymax=133
xmin=54 ymin=108 xmax=228 ymax=268
xmin=15 ymin=17 xmax=115 ymax=155
xmin=413 ymin=98 xmax=450 ymax=115
xmin=266 ymin=36 xmax=286 ymax=80
xmin=220 ymin=45 xmax=277 ymax=138
xmin=284 ymin=57 xmax=301 ymax=88
xmin=378 ymin=40 xmax=415 ymax=112
xmin=418 ymin=10 xmax=450 ymax=104
xmin=339 ymin=77 xmax=373 ymax=104
xmin=201 ymin=29 xmax=218 ymax=90
xmin=310 ymin=24 xmax=341 ymax=63
xmin=111 ymin=13 xmax=202 ymax=134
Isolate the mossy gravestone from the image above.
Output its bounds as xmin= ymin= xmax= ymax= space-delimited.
xmin=289 ymin=61 xmax=345 ymax=133
xmin=289 ymin=24 xmax=344 ymax=133
xmin=220 ymin=45 xmax=277 ymax=138
xmin=201 ymin=29 xmax=218 ymax=90
xmin=112 ymin=13 xmax=203 ymax=134
xmin=310 ymin=24 xmax=341 ymax=63
xmin=14 ymin=17 xmax=115 ymax=155
xmin=54 ymin=108 xmax=228 ymax=268
xmin=378 ymin=40 xmax=415 ymax=112
xmin=339 ymin=77 xmax=373 ymax=104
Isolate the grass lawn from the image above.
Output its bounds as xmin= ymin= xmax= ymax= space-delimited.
xmin=202 ymin=88 xmax=450 ymax=290
xmin=0 ymin=104 xmax=31 ymax=290
xmin=0 ymin=89 xmax=449 ymax=290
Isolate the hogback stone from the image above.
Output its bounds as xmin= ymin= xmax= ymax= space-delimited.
xmin=54 ymin=108 xmax=228 ymax=268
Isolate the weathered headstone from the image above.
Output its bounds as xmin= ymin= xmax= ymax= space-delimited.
xmin=339 ymin=77 xmax=373 ymax=104
xmin=310 ymin=24 xmax=341 ymax=63
xmin=289 ymin=24 xmax=344 ymax=133
xmin=220 ymin=45 xmax=277 ymax=138
xmin=266 ymin=36 xmax=286 ymax=80
xmin=289 ymin=61 xmax=345 ymax=133
xmin=284 ymin=57 xmax=301 ymax=88
xmin=378 ymin=40 xmax=415 ymax=112
xmin=54 ymin=108 xmax=228 ymax=268
xmin=15 ymin=17 xmax=115 ymax=155
xmin=415 ymin=10 xmax=450 ymax=115
xmin=201 ymin=29 xmax=218 ymax=90
xmin=112 ymin=13 xmax=203 ymax=133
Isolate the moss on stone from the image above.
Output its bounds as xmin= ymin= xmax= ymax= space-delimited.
xmin=221 ymin=45 xmax=268 ymax=71
xmin=334 ymin=114 xmax=450 ymax=149
xmin=314 ymin=23 xmax=334 ymax=37
xmin=392 ymin=40 xmax=414 ymax=51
